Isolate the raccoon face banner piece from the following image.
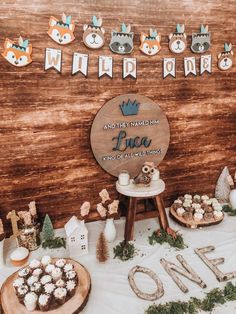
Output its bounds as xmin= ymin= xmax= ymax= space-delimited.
xmin=218 ymin=43 xmax=233 ymax=71
xmin=48 ymin=13 xmax=75 ymax=45
xmin=109 ymin=23 xmax=134 ymax=55
xmin=139 ymin=28 xmax=161 ymax=56
xmin=169 ymin=24 xmax=187 ymax=54
xmin=83 ymin=16 xmax=105 ymax=49
xmin=191 ymin=25 xmax=211 ymax=54
xmin=2 ymin=36 xmax=32 ymax=67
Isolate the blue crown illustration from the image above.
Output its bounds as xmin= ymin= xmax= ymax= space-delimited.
xmin=119 ymin=99 xmax=140 ymax=116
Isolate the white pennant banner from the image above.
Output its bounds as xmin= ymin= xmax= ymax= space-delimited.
xmin=200 ymin=55 xmax=212 ymax=75
xmin=98 ymin=56 xmax=113 ymax=78
xmin=163 ymin=58 xmax=176 ymax=78
xmin=72 ymin=53 xmax=88 ymax=77
xmin=184 ymin=57 xmax=196 ymax=76
xmin=44 ymin=48 xmax=62 ymax=73
xmin=123 ymin=58 xmax=137 ymax=79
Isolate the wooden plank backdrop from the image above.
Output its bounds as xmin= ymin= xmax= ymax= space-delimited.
xmin=0 ymin=0 xmax=235 ymax=234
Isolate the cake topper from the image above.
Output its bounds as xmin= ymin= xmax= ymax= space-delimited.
xmin=191 ymin=24 xmax=211 ymax=54
xmin=47 ymin=13 xmax=75 ymax=45
xmin=139 ymin=28 xmax=161 ymax=56
xmin=109 ymin=23 xmax=134 ymax=55
xmin=2 ymin=36 xmax=32 ymax=67
xmin=83 ymin=16 xmax=105 ymax=49
xmin=168 ymin=24 xmax=187 ymax=54
xmin=217 ymin=43 xmax=233 ymax=71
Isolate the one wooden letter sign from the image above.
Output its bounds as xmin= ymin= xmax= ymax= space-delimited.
xmin=128 ymin=265 xmax=164 ymax=301
xmin=45 ymin=48 xmax=62 ymax=73
xmin=98 ymin=56 xmax=113 ymax=78
xmin=195 ymin=246 xmax=236 ymax=282
xmin=160 ymin=254 xmax=206 ymax=293
xmin=123 ymin=58 xmax=137 ymax=79
xmin=163 ymin=58 xmax=176 ymax=78
xmin=184 ymin=57 xmax=197 ymax=77
xmin=72 ymin=53 xmax=88 ymax=77
xmin=200 ymin=55 xmax=212 ymax=75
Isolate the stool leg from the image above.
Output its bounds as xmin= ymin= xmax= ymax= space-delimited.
xmin=155 ymin=195 xmax=177 ymax=238
xmin=125 ymin=197 xmax=137 ymax=242
xmin=155 ymin=195 xmax=169 ymax=230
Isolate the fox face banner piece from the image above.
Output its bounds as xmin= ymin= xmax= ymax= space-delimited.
xmin=2 ymin=36 xmax=32 ymax=67
xmin=169 ymin=24 xmax=187 ymax=54
xmin=139 ymin=28 xmax=161 ymax=56
xmin=47 ymin=13 xmax=75 ymax=45
xmin=109 ymin=23 xmax=134 ymax=55
xmin=191 ymin=25 xmax=211 ymax=54
xmin=83 ymin=16 xmax=105 ymax=49
xmin=218 ymin=43 xmax=233 ymax=71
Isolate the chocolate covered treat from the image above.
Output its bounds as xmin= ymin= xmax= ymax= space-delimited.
xmin=38 ymin=294 xmax=51 ymax=311
xmin=55 ymin=259 xmax=66 ymax=269
xmin=17 ymin=284 xmax=29 ymax=303
xmin=44 ymin=283 xmax=56 ymax=296
xmin=40 ymin=275 xmax=52 ymax=285
xmin=54 ymin=287 xmax=67 ymax=305
xmin=18 ymin=267 xmax=31 ymax=279
xmin=30 ymin=282 xmax=42 ymax=294
xmin=24 ymin=292 xmax=38 ymax=311
xmin=29 ymin=259 xmax=41 ymax=270
xmin=66 ymin=280 xmax=77 ymax=297
xmin=183 ymin=212 xmax=193 ymax=221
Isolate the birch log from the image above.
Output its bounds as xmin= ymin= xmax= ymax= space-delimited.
xmin=160 ymin=254 xmax=207 ymax=293
xmin=195 ymin=246 xmax=236 ymax=282
xmin=128 ymin=265 xmax=164 ymax=301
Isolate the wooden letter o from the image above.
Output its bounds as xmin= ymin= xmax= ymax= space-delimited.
xmin=128 ymin=265 xmax=164 ymax=301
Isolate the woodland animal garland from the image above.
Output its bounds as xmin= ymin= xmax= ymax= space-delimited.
xmin=1 ymin=13 xmax=234 ymax=78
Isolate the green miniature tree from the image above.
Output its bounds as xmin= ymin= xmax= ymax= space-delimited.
xmin=41 ymin=214 xmax=66 ymax=249
xmin=42 ymin=214 xmax=54 ymax=242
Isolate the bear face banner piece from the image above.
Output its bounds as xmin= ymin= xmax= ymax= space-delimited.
xmin=83 ymin=16 xmax=105 ymax=49
xmin=139 ymin=28 xmax=161 ymax=56
xmin=191 ymin=24 xmax=211 ymax=54
xmin=217 ymin=43 xmax=233 ymax=71
xmin=109 ymin=23 xmax=134 ymax=55
xmin=168 ymin=24 xmax=187 ymax=54
xmin=47 ymin=13 xmax=75 ymax=45
xmin=2 ymin=36 xmax=32 ymax=67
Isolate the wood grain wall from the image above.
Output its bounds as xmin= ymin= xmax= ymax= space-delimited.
xmin=0 ymin=0 xmax=235 ymax=233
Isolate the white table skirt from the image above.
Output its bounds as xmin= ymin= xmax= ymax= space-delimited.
xmin=1 ymin=211 xmax=236 ymax=314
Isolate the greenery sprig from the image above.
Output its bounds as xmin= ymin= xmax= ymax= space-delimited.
xmin=113 ymin=241 xmax=136 ymax=261
xmin=148 ymin=229 xmax=186 ymax=249
xmin=145 ymin=281 xmax=236 ymax=314
xmin=223 ymin=204 xmax=236 ymax=216
xmin=42 ymin=237 xmax=66 ymax=249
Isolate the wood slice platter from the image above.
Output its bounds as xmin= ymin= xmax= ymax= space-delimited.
xmin=1 ymin=258 xmax=91 ymax=314
xmin=169 ymin=207 xmax=224 ymax=229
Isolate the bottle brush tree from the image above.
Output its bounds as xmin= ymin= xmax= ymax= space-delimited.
xmin=96 ymin=232 xmax=109 ymax=262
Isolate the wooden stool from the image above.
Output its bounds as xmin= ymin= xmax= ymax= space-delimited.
xmin=116 ymin=180 xmax=170 ymax=242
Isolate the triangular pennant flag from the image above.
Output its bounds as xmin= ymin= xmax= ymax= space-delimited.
xmin=163 ymin=58 xmax=176 ymax=78
xmin=200 ymin=55 xmax=212 ymax=75
xmin=44 ymin=48 xmax=62 ymax=73
xmin=123 ymin=58 xmax=137 ymax=79
xmin=184 ymin=57 xmax=197 ymax=77
xmin=98 ymin=56 xmax=113 ymax=78
xmin=72 ymin=52 xmax=89 ymax=77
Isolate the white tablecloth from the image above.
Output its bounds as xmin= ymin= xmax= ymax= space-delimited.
xmin=1 ymin=212 xmax=236 ymax=314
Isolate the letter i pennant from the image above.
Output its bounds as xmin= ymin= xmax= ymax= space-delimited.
xmin=44 ymin=48 xmax=62 ymax=73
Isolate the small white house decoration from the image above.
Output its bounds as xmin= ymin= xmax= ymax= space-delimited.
xmin=65 ymin=216 xmax=88 ymax=257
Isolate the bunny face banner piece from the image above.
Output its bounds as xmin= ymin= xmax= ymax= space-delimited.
xmin=2 ymin=36 xmax=32 ymax=67
xmin=139 ymin=28 xmax=161 ymax=56
xmin=191 ymin=24 xmax=211 ymax=54
xmin=169 ymin=24 xmax=187 ymax=54
xmin=217 ymin=43 xmax=233 ymax=71
xmin=109 ymin=23 xmax=134 ymax=55
xmin=83 ymin=16 xmax=105 ymax=49
xmin=48 ymin=13 xmax=75 ymax=45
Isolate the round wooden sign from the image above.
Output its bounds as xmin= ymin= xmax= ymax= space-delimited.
xmin=90 ymin=94 xmax=170 ymax=177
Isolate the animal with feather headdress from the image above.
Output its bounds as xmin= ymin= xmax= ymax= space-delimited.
xmin=2 ymin=36 xmax=32 ymax=67
xmin=109 ymin=23 xmax=134 ymax=54
xmin=83 ymin=15 xmax=105 ymax=49
xmin=139 ymin=28 xmax=161 ymax=56
xmin=47 ymin=13 xmax=75 ymax=45
xmin=218 ymin=43 xmax=233 ymax=71
xmin=168 ymin=24 xmax=187 ymax=53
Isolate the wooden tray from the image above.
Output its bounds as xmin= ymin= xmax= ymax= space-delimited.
xmin=169 ymin=207 xmax=224 ymax=229
xmin=1 ymin=258 xmax=91 ymax=314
